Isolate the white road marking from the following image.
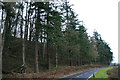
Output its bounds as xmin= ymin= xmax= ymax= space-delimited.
xmin=76 ymin=75 xmax=83 ymax=77
xmin=87 ymin=74 xmax=93 ymax=80
xmin=76 ymin=76 xmax=79 ymax=77
xmin=87 ymin=72 xmax=97 ymax=80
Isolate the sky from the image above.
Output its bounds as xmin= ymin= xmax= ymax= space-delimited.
xmin=69 ymin=0 xmax=119 ymax=63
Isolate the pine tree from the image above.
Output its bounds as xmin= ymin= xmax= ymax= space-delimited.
xmin=93 ymin=31 xmax=113 ymax=65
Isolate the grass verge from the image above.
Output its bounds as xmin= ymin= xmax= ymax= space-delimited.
xmin=89 ymin=66 xmax=115 ymax=80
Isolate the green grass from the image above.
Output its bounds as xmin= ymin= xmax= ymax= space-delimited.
xmin=89 ymin=67 xmax=114 ymax=80
xmin=94 ymin=67 xmax=113 ymax=78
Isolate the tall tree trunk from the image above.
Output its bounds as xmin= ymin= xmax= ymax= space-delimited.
xmin=22 ymin=19 xmax=26 ymax=73
xmin=34 ymin=3 xmax=39 ymax=73
xmin=35 ymin=38 xmax=39 ymax=73
xmin=22 ymin=38 xmax=26 ymax=67
xmin=0 ymin=33 xmax=2 ymax=78
xmin=14 ymin=13 xmax=18 ymax=37
xmin=3 ymin=11 xmax=11 ymax=52
xmin=46 ymin=41 xmax=50 ymax=70
xmin=55 ymin=47 xmax=58 ymax=68
xmin=20 ymin=1 xmax=26 ymax=73
xmin=70 ymin=56 xmax=72 ymax=66
xmin=29 ymin=2 xmax=32 ymax=41
xmin=1 ymin=6 xmax=3 ymax=52
xmin=20 ymin=2 xmax=23 ymax=39
xmin=0 ymin=6 xmax=3 ymax=77
xmin=25 ymin=2 xmax=28 ymax=40
xmin=43 ymin=37 xmax=46 ymax=60
xmin=46 ymin=2 xmax=51 ymax=70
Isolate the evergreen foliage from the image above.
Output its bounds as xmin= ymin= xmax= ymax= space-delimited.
xmin=1 ymin=1 xmax=113 ymax=73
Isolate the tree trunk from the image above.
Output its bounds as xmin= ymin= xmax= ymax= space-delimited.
xmin=43 ymin=39 xmax=46 ymax=60
xmin=22 ymin=38 xmax=26 ymax=73
xmin=20 ymin=2 xmax=23 ymax=39
xmin=55 ymin=47 xmax=58 ymax=68
xmin=0 ymin=7 xmax=3 ymax=52
xmin=46 ymin=2 xmax=51 ymax=70
xmin=25 ymin=2 xmax=28 ymax=40
xmin=35 ymin=38 xmax=39 ymax=73
xmin=14 ymin=13 xmax=18 ymax=37
xmin=0 ymin=7 xmax=3 ymax=77
xmin=21 ymin=2 xmax=27 ymax=73
xmin=0 ymin=33 xmax=2 ymax=78
xmin=29 ymin=2 xmax=32 ymax=41
xmin=70 ymin=57 xmax=72 ymax=66
xmin=46 ymin=42 xmax=50 ymax=70
xmin=34 ymin=3 xmax=39 ymax=73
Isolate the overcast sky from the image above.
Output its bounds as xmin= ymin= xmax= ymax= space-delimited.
xmin=69 ymin=0 xmax=119 ymax=63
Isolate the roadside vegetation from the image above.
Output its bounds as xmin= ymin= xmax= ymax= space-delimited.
xmin=107 ymin=66 xmax=119 ymax=80
xmin=89 ymin=66 xmax=118 ymax=80
xmin=3 ymin=64 xmax=105 ymax=78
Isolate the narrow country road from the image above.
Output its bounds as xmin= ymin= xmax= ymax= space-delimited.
xmin=57 ymin=68 xmax=105 ymax=80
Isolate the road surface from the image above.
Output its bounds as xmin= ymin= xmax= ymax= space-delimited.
xmin=57 ymin=68 xmax=105 ymax=80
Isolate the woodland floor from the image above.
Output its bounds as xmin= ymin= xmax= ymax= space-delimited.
xmin=2 ymin=64 xmax=108 ymax=79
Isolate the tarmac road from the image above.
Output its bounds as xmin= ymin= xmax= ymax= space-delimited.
xmin=57 ymin=68 xmax=105 ymax=80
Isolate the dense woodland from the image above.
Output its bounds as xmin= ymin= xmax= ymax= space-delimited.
xmin=0 ymin=1 xmax=113 ymax=73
